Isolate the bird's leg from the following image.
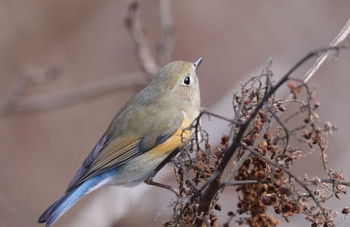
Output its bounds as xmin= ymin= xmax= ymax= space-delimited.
xmin=144 ymin=176 xmax=179 ymax=196
xmin=144 ymin=148 xmax=181 ymax=196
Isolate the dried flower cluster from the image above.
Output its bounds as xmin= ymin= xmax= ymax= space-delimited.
xmin=165 ymin=134 xmax=227 ymax=227
xmin=165 ymin=51 xmax=348 ymax=227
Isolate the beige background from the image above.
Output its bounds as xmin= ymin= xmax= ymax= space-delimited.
xmin=0 ymin=1 xmax=349 ymax=226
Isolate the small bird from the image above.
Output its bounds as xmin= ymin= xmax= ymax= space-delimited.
xmin=38 ymin=58 xmax=203 ymax=226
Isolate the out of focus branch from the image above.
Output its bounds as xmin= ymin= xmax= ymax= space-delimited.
xmin=0 ymin=71 xmax=146 ymax=116
xmin=158 ymin=0 xmax=174 ymax=65
xmin=125 ymin=1 xmax=160 ymax=77
xmin=125 ymin=0 xmax=175 ymax=76
xmin=1 ymin=71 xmax=31 ymax=113
xmin=302 ymin=18 xmax=350 ymax=84
xmin=1 ymin=1 xmax=177 ymax=116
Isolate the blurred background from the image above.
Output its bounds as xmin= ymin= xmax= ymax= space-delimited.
xmin=0 ymin=1 xmax=349 ymax=226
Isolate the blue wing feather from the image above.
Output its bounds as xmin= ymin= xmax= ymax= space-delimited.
xmin=38 ymin=170 xmax=115 ymax=227
xmin=66 ymin=129 xmax=176 ymax=191
xmin=67 ymin=132 xmax=108 ymax=191
xmin=39 ymin=115 xmax=184 ymax=226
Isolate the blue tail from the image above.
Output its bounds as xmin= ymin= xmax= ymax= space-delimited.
xmin=38 ymin=171 xmax=114 ymax=227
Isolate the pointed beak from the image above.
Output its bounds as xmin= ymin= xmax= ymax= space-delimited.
xmin=193 ymin=57 xmax=203 ymax=69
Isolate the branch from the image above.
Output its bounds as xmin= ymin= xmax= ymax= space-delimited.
xmin=125 ymin=1 xmax=160 ymax=77
xmin=0 ymin=72 xmax=146 ymax=116
xmin=303 ymin=179 xmax=350 ymax=187
xmin=158 ymin=0 xmax=175 ymax=65
xmin=1 ymin=71 xmax=31 ymax=113
xmin=302 ymin=18 xmax=350 ymax=83
xmin=1 ymin=1 xmax=177 ymax=116
xmin=221 ymin=180 xmax=257 ymax=186
xmin=194 ymin=46 xmax=343 ymax=218
xmin=240 ymin=143 xmax=328 ymax=219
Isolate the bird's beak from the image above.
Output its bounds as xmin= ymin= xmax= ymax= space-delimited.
xmin=193 ymin=57 xmax=203 ymax=69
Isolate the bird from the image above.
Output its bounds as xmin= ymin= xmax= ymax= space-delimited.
xmin=38 ymin=58 xmax=203 ymax=226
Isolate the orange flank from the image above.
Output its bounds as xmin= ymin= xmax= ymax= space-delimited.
xmin=148 ymin=117 xmax=191 ymax=158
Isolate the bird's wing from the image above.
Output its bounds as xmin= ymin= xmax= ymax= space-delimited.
xmin=66 ymin=132 xmax=109 ymax=190
xmin=66 ymin=113 xmax=186 ymax=191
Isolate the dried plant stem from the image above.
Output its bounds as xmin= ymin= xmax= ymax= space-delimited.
xmin=192 ymin=46 xmax=342 ymax=224
xmin=240 ymin=143 xmax=328 ymax=219
xmin=302 ymin=18 xmax=350 ymax=84
xmin=225 ymin=120 xmax=270 ymax=182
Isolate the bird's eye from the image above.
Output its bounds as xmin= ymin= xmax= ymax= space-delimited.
xmin=182 ymin=76 xmax=191 ymax=86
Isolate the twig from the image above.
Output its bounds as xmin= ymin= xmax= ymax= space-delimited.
xmin=224 ymin=118 xmax=270 ymax=182
xmin=1 ymin=71 xmax=31 ymax=113
xmin=302 ymin=18 xmax=350 ymax=84
xmin=194 ymin=46 xmax=342 ymax=218
xmin=0 ymin=72 xmax=146 ymax=116
xmin=240 ymin=143 xmax=328 ymax=219
xmin=178 ymin=157 xmax=201 ymax=191
xmin=199 ymin=110 xmax=239 ymax=125
xmin=303 ymin=179 xmax=350 ymax=187
xmin=221 ymin=180 xmax=257 ymax=186
xmin=125 ymin=1 xmax=160 ymax=77
xmin=270 ymin=111 xmax=290 ymax=158
xmin=189 ymin=109 xmax=240 ymax=152
xmin=158 ymin=0 xmax=174 ymax=65
xmin=202 ymin=215 xmax=211 ymax=227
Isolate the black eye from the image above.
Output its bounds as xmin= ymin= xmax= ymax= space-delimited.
xmin=183 ymin=76 xmax=191 ymax=85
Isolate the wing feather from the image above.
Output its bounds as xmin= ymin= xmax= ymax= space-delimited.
xmin=66 ymin=114 xmax=184 ymax=191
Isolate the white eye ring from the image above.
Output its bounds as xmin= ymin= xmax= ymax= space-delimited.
xmin=182 ymin=76 xmax=191 ymax=86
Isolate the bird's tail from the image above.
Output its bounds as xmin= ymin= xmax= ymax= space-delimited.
xmin=38 ymin=173 xmax=113 ymax=227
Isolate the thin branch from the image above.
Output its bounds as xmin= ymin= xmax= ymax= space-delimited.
xmin=0 ymin=72 xmax=146 ymax=116
xmin=270 ymin=111 xmax=290 ymax=158
xmin=194 ymin=46 xmax=342 ymax=218
xmin=240 ymin=143 xmax=328 ymax=219
xmin=178 ymin=157 xmax=201 ymax=191
xmin=303 ymin=179 xmax=350 ymax=187
xmin=1 ymin=71 xmax=31 ymax=113
xmin=302 ymin=18 xmax=350 ymax=83
xmin=125 ymin=1 xmax=160 ymax=77
xmin=158 ymin=0 xmax=174 ymax=65
xmin=200 ymin=110 xmax=240 ymax=125
xmin=224 ymin=118 xmax=270 ymax=182
xmin=221 ymin=180 xmax=258 ymax=186
xmin=202 ymin=215 xmax=211 ymax=227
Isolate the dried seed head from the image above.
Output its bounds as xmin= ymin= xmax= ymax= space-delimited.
xmin=258 ymin=140 xmax=268 ymax=149
xmin=342 ymin=207 xmax=349 ymax=215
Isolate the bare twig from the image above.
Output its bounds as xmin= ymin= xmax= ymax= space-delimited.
xmin=0 ymin=72 xmax=146 ymax=116
xmin=193 ymin=46 xmax=342 ymax=220
xmin=158 ymin=0 xmax=175 ymax=65
xmin=240 ymin=143 xmax=328 ymax=219
xmin=169 ymin=46 xmax=346 ymax=226
xmin=125 ymin=1 xmax=160 ymax=77
xmin=224 ymin=119 xmax=270 ymax=182
xmin=1 ymin=71 xmax=31 ymax=113
xmin=178 ymin=157 xmax=201 ymax=191
xmin=1 ymin=1 xmax=175 ymax=116
xmin=302 ymin=18 xmax=350 ymax=83
xmin=197 ymin=110 xmax=239 ymax=125
xmin=303 ymin=179 xmax=350 ymax=187
xmin=221 ymin=180 xmax=257 ymax=186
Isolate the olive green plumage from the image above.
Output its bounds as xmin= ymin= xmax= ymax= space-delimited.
xmin=39 ymin=58 xmax=202 ymax=227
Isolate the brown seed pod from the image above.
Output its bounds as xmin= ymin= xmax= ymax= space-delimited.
xmin=342 ymin=207 xmax=349 ymax=214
